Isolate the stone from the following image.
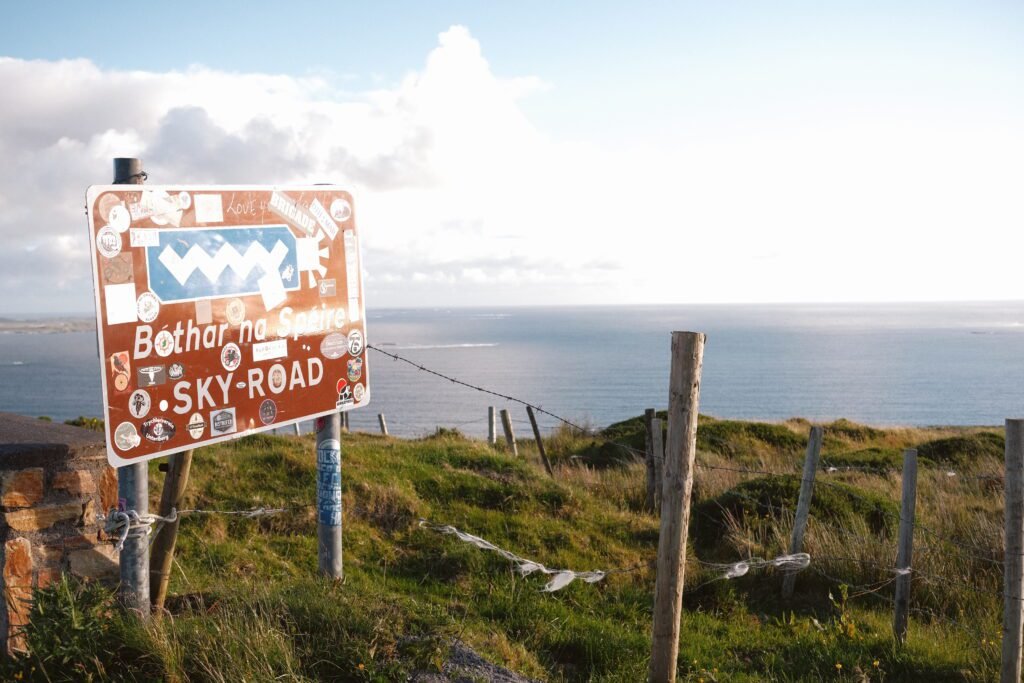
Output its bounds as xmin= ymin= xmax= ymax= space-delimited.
xmin=52 ymin=469 xmax=96 ymax=497
xmin=82 ymin=498 xmax=96 ymax=526
xmin=68 ymin=545 xmax=118 ymax=579
xmin=100 ymin=466 xmax=118 ymax=513
xmin=3 ymin=538 xmax=32 ymax=587
xmin=36 ymin=568 xmax=62 ymax=588
xmin=5 ymin=502 xmax=82 ymax=532
xmin=36 ymin=544 xmax=64 ymax=568
xmin=4 ymin=538 xmax=34 ymax=654
xmin=1 ymin=468 xmax=44 ymax=508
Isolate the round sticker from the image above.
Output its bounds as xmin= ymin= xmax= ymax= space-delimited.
xmin=347 ymin=329 xmax=364 ymax=356
xmin=353 ymin=383 xmax=365 ymax=402
xmin=96 ymin=226 xmax=122 ymax=258
xmin=259 ymin=399 xmax=277 ymax=425
xmin=108 ymin=204 xmax=131 ymax=233
xmin=320 ymin=332 xmax=347 ymax=360
xmin=142 ymin=417 xmax=175 ymax=443
xmin=268 ymin=364 xmax=287 ymax=394
xmin=177 ymin=191 xmax=192 ymax=210
xmin=330 ymin=198 xmax=352 ymax=222
xmin=136 ymin=291 xmax=160 ymax=323
xmin=97 ymin=193 xmax=121 ymax=222
xmin=225 ymin=298 xmax=245 ymax=326
xmin=187 ymin=412 xmax=205 ymax=439
xmin=221 ymin=342 xmax=242 ymax=371
xmin=128 ymin=389 xmax=151 ymax=419
xmin=114 ymin=422 xmax=140 ymax=451
xmin=154 ymin=330 xmax=175 ymax=357
xmin=102 ymin=253 xmax=133 ymax=284
xmin=168 ymin=363 xmax=184 ymax=380
xmin=347 ymin=357 xmax=363 ymax=382
xmin=113 ymin=374 xmax=129 ymax=392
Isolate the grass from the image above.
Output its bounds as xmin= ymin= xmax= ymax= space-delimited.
xmin=3 ymin=417 xmax=1009 ymax=681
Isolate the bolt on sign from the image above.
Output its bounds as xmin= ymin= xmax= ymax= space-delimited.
xmin=85 ymin=186 xmax=369 ymax=466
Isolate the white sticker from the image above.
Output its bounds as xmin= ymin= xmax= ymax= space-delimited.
xmin=344 ymin=230 xmax=360 ymax=322
xmin=296 ymin=237 xmax=320 ymax=272
xmin=96 ymin=226 xmax=122 ymax=258
xmin=108 ymin=204 xmax=131 ymax=233
xmin=128 ymin=389 xmax=151 ymax=419
xmin=136 ymin=291 xmax=160 ymax=323
xmin=330 ymin=198 xmax=352 ymax=222
xmin=154 ymin=330 xmax=175 ymax=357
xmin=309 ymin=198 xmax=339 ymax=240
xmin=194 ymin=194 xmax=223 ymax=223
xmin=221 ymin=343 xmax=242 ymax=371
xmin=195 ymin=299 xmax=213 ymax=325
xmin=252 ymin=338 xmax=288 ymax=362
xmin=187 ymin=412 xmax=205 ymax=439
xmin=130 ymin=229 xmax=160 ymax=248
xmin=104 ymin=283 xmax=138 ymax=325
xmin=258 ymin=271 xmax=287 ymax=311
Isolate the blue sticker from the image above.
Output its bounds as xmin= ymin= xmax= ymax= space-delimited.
xmin=316 ymin=439 xmax=342 ymax=527
xmin=145 ymin=225 xmax=299 ymax=303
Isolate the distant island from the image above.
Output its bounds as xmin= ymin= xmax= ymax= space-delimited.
xmin=0 ymin=317 xmax=95 ymax=334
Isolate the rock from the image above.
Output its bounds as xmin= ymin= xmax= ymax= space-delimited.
xmin=5 ymin=502 xmax=83 ymax=532
xmin=52 ymin=469 xmax=96 ymax=497
xmin=1 ymin=469 xmax=44 ymax=508
xmin=410 ymin=640 xmax=540 ymax=683
xmin=68 ymin=545 xmax=118 ymax=579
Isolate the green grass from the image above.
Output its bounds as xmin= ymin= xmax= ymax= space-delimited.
xmin=3 ymin=418 xmax=1008 ymax=681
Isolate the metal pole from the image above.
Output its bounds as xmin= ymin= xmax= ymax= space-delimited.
xmin=378 ymin=413 xmax=389 ymax=436
xmin=893 ymin=448 xmax=918 ymax=644
xmin=649 ymin=331 xmax=705 ymax=683
xmin=316 ymin=413 xmax=343 ymax=579
xmin=112 ymin=158 xmax=150 ymax=619
xmin=1002 ymin=419 xmax=1024 ymax=682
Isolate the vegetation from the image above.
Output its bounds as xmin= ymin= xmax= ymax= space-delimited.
xmin=3 ymin=416 xmax=1008 ymax=681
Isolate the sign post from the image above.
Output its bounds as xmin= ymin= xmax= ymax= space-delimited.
xmin=86 ymin=178 xmax=369 ymax=598
xmin=316 ymin=412 xmax=343 ymax=578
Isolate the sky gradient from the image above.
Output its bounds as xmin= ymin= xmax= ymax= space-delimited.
xmin=1 ymin=1 xmax=1022 ymax=313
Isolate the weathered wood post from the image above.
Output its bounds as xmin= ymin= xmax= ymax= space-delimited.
xmin=112 ymin=157 xmax=150 ymax=619
xmin=893 ymin=448 xmax=918 ymax=644
xmin=651 ymin=417 xmax=664 ymax=513
xmin=488 ymin=406 xmax=497 ymax=446
xmin=526 ymin=406 xmax=554 ymax=477
xmin=500 ymin=409 xmax=517 ymax=456
xmin=150 ymin=447 xmax=193 ymax=612
xmin=378 ymin=413 xmax=389 ymax=436
xmin=649 ymin=331 xmax=705 ymax=683
xmin=294 ymin=423 xmax=301 ymax=436
xmin=1002 ymin=419 xmax=1024 ymax=682
xmin=781 ymin=426 xmax=823 ymax=600
xmin=644 ymin=408 xmax=657 ymax=512
xmin=341 ymin=412 xmax=349 ymax=434
xmin=316 ymin=413 xmax=343 ymax=578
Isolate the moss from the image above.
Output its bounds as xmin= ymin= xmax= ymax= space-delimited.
xmin=917 ymin=432 xmax=1004 ymax=468
xmin=821 ymin=447 xmax=902 ymax=472
xmin=696 ymin=420 xmax=805 ymax=458
xmin=691 ymin=475 xmax=898 ymax=550
xmin=824 ymin=419 xmax=885 ymax=442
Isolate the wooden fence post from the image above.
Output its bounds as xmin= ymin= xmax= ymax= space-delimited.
xmin=500 ymin=409 xmax=517 ymax=456
xmin=649 ymin=331 xmax=705 ymax=683
xmin=112 ymin=157 xmax=150 ymax=619
xmin=341 ymin=412 xmax=349 ymax=434
xmin=644 ymin=408 xmax=657 ymax=512
xmin=893 ymin=448 xmax=918 ymax=644
xmin=488 ymin=406 xmax=497 ymax=446
xmin=378 ymin=413 xmax=389 ymax=436
xmin=526 ymin=406 xmax=554 ymax=477
xmin=651 ymin=417 xmax=664 ymax=514
xmin=781 ymin=425 xmax=823 ymax=600
xmin=1002 ymin=419 xmax=1024 ymax=682
xmin=150 ymin=448 xmax=193 ymax=613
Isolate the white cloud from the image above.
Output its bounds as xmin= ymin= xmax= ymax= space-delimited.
xmin=1 ymin=24 xmax=1022 ymax=313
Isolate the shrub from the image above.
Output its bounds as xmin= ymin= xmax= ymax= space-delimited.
xmin=917 ymin=432 xmax=1003 ymax=468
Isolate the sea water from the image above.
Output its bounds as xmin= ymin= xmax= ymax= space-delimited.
xmin=1 ymin=303 xmax=1023 ymax=437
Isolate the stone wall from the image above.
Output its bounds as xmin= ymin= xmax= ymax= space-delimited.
xmin=0 ymin=412 xmax=119 ymax=653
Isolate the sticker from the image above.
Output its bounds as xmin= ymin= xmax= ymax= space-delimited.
xmin=168 ymin=363 xmax=184 ymax=380
xmin=130 ymin=229 xmax=160 ymax=248
xmin=210 ymin=407 xmax=236 ymax=435
xmin=347 ymin=357 xmax=363 ymax=382
xmin=97 ymin=193 xmax=122 ymax=223
xmin=128 ymin=389 xmax=151 ymax=419
xmin=347 ymin=329 xmax=364 ymax=356
xmin=96 ymin=226 xmax=122 ymax=258
xmin=252 ymin=338 xmax=287 ymax=362
xmin=114 ymin=422 xmax=140 ymax=451
xmin=187 ymin=412 xmax=205 ymax=439
xmin=221 ymin=343 xmax=242 ymax=372
xmin=159 ymin=400 xmax=169 ymax=411
xmin=344 ymin=229 xmax=360 ymax=322
xmin=114 ymin=375 xmax=129 ymax=392
xmin=318 ymin=278 xmax=336 ymax=297
xmin=225 ymin=298 xmax=245 ymax=326
xmin=195 ymin=299 xmax=213 ymax=325
xmin=194 ymin=194 xmax=223 ymax=223
xmin=141 ymin=417 xmax=175 ymax=443
xmin=309 ymin=198 xmax=339 ymax=240
xmin=259 ymin=399 xmax=277 ymax=425
xmin=330 ymin=198 xmax=352 ymax=222
xmin=268 ymin=191 xmax=317 ymax=235
xmin=336 ymin=382 xmax=353 ymax=408
xmin=137 ymin=365 xmax=166 ymax=388
xmin=103 ymin=283 xmax=137 ymax=325
xmin=268 ymin=364 xmax=287 ymax=394
xmin=317 ymin=438 xmax=342 ymax=526
xmin=320 ymin=333 xmax=347 ymax=360
xmin=102 ymin=252 xmax=134 ymax=284
xmin=177 ymin=191 xmax=192 ymax=210
xmin=136 ymin=291 xmax=160 ymax=323
xmin=353 ymin=382 xmax=365 ymax=402
xmin=336 ymin=378 xmax=347 ymax=394
xmin=135 ymin=189 xmax=186 ymax=227
xmin=314 ymin=416 xmax=326 ymax=432
xmin=154 ymin=330 xmax=175 ymax=357
xmin=109 ymin=351 xmax=130 ymax=391
xmin=108 ymin=204 xmax=131 ymax=233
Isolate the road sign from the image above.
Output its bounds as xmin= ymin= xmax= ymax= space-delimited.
xmin=85 ymin=185 xmax=369 ymax=466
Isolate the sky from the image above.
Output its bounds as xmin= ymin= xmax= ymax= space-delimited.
xmin=1 ymin=1 xmax=1022 ymax=313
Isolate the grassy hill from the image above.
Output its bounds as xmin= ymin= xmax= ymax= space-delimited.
xmin=5 ymin=416 xmax=1007 ymax=681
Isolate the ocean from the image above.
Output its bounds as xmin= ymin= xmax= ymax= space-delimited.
xmin=2 ymin=303 xmax=1024 ymax=438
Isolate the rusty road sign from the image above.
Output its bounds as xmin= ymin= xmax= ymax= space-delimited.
xmin=85 ymin=185 xmax=369 ymax=466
